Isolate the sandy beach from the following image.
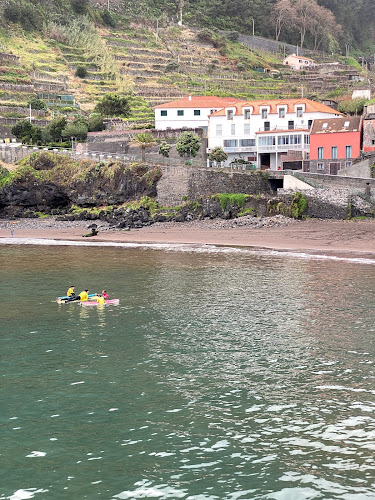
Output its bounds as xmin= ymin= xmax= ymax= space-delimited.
xmin=1 ymin=217 xmax=375 ymax=258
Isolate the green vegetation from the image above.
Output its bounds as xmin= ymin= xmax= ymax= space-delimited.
xmin=212 ymin=193 xmax=249 ymax=211
xmin=94 ymin=93 xmax=131 ymax=118
xmin=158 ymin=141 xmax=172 ymax=158
xmin=209 ymin=147 xmax=228 ymax=163
xmin=338 ymin=98 xmax=368 ymax=115
xmin=129 ymin=133 xmax=157 ymax=163
xmin=176 ymin=132 xmax=201 ymax=158
xmin=290 ymin=192 xmax=307 ymax=219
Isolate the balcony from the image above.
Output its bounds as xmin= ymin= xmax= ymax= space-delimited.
xmin=222 ymin=146 xmax=257 ymax=153
xmin=258 ymin=144 xmax=306 ymax=152
xmin=257 ymin=125 xmax=310 ymax=132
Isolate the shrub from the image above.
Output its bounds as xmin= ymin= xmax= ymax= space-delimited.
xmin=94 ymin=93 xmax=131 ymax=118
xmin=176 ymin=132 xmax=201 ymax=158
xmin=75 ymin=66 xmax=88 ymax=79
xmin=88 ymin=114 xmax=105 ymax=132
xmin=165 ymin=61 xmax=179 ymax=73
xmin=29 ymin=97 xmax=46 ymax=110
xmin=209 ymin=147 xmax=228 ymax=163
xmin=71 ymin=0 xmax=89 ymax=15
xmin=338 ymin=98 xmax=367 ymax=115
xmin=101 ymin=10 xmax=116 ymax=27
xmin=158 ymin=141 xmax=171 ymax=157
xmin=290 ymin=191 xmax=307 ymax=219
xmin=227 ymin=31 xmax=240 ymax=42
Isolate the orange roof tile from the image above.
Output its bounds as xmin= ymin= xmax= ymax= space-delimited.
xmin=154 ymin=96 xmax=240 ymax=109
xmin=210 ymin=98 xmax=343 ymax=117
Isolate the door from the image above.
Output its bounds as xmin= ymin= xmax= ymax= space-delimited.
xmin=329 ymin=162 xmax=340 ymax=175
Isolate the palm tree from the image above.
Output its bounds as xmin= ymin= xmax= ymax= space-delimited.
xmin=129 ymin=132 xmax=156 ymax=163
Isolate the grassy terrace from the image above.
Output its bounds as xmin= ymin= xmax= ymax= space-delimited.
xmin=0 ymin=21 xmax=370 ymax=128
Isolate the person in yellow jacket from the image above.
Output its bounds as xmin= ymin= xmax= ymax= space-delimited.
xmin=67 ymin=285 xmax=75 ymax=297
xmin=79 ymin=289 xmax=89 ymax=301
xmin=96 ymin=295 xmax=105 ymax=305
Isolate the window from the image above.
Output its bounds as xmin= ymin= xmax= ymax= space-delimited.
xmin=161 ymin=110 xmax=167 ymax=116
xmin=279 ymin=108 xmax=286 ymax=119
xmin=244 ymin=109 xmax=251 ymax=120
xmin=288 ymin=120 xmax=294 ymax=130
xmin=194 ymin=109 xmax=200 ymax=116
xmin=231 ymin=124 xmax=236 ymax=135
xmin=261 ymin=109 xmax=268 ymax=119
xmin=308 ymin=120 xmax=313 ymax=128
xmin=331 ymin=146 xmax=338 ymax=159
xmin=304 ymin=134 xmax=310 ymax=145
xmin=244 ymin=123 xmax=250 ymax=135
xmin=264 ymin=121 xmax=270 ymax=131
xmin=317 ymin=163 xmax=324 ymax=170
xmin=216 ymin=124 xmax=222 ymax=136
xmin=296 ymin=107 xmax=303 ymax=117
xmin=345 ymin=145 xmax=352 ymax=158
xmin=258 ymin=136 xmax=276 ymax=146
xmin=227 ymin=110 xmax=234 ymax=120
xmin=223 ymin=139 xmax=238 ymax=147
xmin=322 ymin=123 xmax=328 ymax=129
xmin=346 ymin=161 xmax=352 ymax=168
xmin=240 ymin=139 xmax=255 ymax=147
xmin=177 ymin=110 xmax=184 ymax=116
xmin=318 ymin=147 xmax=324 ymax=159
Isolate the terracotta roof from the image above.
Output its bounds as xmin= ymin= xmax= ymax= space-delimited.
xmin=154 ymin=96 xmax=240 ymax=109
xmin=210 ymin=98 xmax=343 ymax=117
xmin=311 ymin=116 xmax=362 ymax=134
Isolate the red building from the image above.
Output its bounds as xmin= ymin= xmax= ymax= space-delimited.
xmin=309 ymin=116 xmax=362 ymax=174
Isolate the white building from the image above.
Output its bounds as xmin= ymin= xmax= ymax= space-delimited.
xmin=154 ymin=95 xmax=239 ymax=133
xmin=283 ymin=54 xmax=315 ymax=71
xmin=208 ymin=98 xmax=342 ymax=169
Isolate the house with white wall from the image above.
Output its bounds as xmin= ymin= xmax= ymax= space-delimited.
xmin=283 ymin=54 xmax=315 ymax=71
xmin=207 ymin=98 xmax=342 ymax=169
xmin=154 ymin=95 xmax=239 ymax=133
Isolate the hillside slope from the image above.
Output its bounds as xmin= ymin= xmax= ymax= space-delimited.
xmin=0 ymin=10 xmax=372 ymax=132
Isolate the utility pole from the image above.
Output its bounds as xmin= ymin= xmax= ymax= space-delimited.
xmin=252 ymin=18 xmax=255 ymax=36
xmin=156 ymin=18 xmax=159 ymax=41
xmin=178 ymin=0 xmax=184 ymax=25
xmin=107 ymin=0 xmax=110 ymax=11
xmin=29 ymin=103 xmax=32 ymax=123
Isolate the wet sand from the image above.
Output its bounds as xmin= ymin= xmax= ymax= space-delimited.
xmin=1 ymin=218 xmax=375 ymax=258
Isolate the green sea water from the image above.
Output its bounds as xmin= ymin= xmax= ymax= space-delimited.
xmin=1 ymin=241 xmax=375 ymax=499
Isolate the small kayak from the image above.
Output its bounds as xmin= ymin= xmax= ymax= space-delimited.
xmin=81 ymin=299 xmax=119 ymax=306
xmin=58 ymin=293 xmax=96 ymax=300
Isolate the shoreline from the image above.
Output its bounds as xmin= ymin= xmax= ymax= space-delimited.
xmin=1 ymin=217 xmax=375 ymax=259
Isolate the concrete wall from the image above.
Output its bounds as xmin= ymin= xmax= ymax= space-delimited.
xmin=337 ymin=159 xmax=371 ymax=179
xmin=283 ymin=175 xmax=313 ymax=190
xmin=292 ymin=171 xmax=375 ymax=193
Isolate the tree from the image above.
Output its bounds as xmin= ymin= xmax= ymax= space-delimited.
xmin=273 ymin=0 xmax=293 ymax=41
xmin=129 ymin=132 xmax=157 ymax=162
xmin=209 ymin=147 xmax=228 ymax=163
xmin=88 ymin=114 xmax=105 ymax=132
xmin=176 ymin=132 xmax=201 ymax=158
xmin=62 ymin=122 xmax=88 ymax=141
xmin=75 ymin=66 xmax=88 ymax=79
xmin=158 ymin=141 xmax=172 ymax=158
xmin=94 ymin=93 xmax=131 ymax=118
xmin=43 ymin=117 xmax=67 ymax=142
xmin=307 ymin=3 xmax=342 ymax=51
xmin=28 ymin=97 xmax=47 ymax=110
xmin=11 ymin=120 xmax=42 ymax=144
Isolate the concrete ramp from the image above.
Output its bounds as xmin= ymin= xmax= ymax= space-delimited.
xmin=283 ymin=174 xmax=315 ymax=190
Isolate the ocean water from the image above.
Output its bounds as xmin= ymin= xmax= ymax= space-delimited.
xmin=1 ymin=241 xmax=375 ymax=500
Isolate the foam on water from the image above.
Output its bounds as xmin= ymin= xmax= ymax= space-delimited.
xmin=1 ymin=237 xmax=375 ymax=265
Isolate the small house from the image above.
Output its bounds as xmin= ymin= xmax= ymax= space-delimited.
xmin=283 ymin=54 xmax=315 ymax=71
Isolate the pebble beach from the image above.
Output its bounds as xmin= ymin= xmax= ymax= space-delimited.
xmin=1 ymin=216 xmax=375 ymax=258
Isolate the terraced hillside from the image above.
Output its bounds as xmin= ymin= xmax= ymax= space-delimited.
xmin=0 ymin=22 xmax=372 ymax=134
